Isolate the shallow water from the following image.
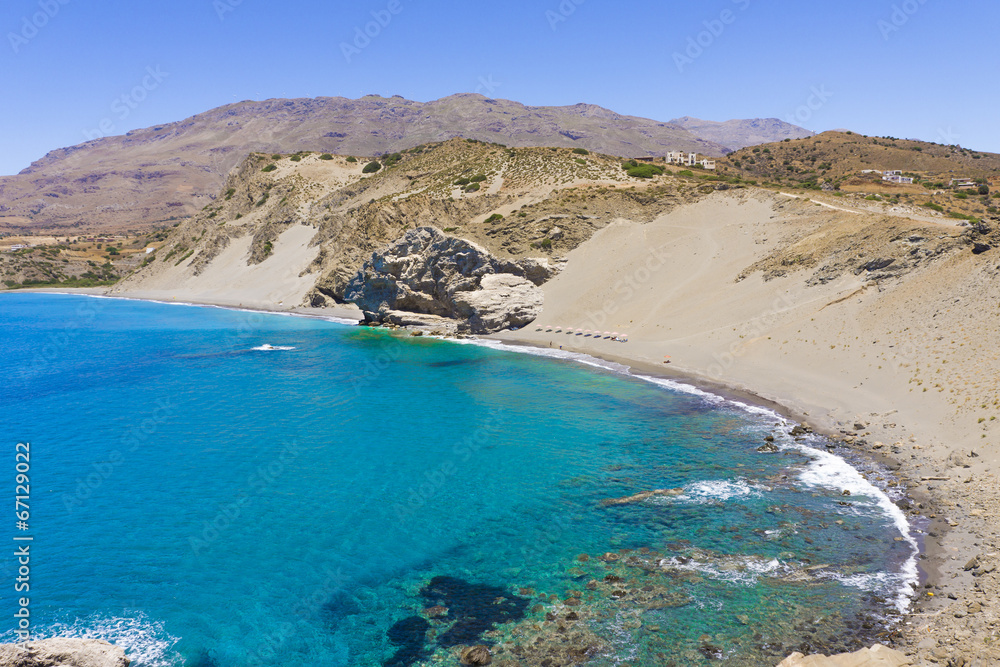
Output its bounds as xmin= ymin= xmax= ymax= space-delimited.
xmin=0 ymin=294 xmax=916 ymax=665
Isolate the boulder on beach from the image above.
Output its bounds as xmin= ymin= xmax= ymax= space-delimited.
xmin=0 ymin=638 xmax=130 ymax=667
xmin=777 ymin=643 xmax=911 ymax=666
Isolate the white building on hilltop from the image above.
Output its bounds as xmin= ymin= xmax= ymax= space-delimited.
xmin=882 ymin=170 xmax=914 ymax=184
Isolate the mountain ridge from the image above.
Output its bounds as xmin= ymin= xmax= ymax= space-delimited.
xmin=0 ymin=93 xmax=810 ymax=233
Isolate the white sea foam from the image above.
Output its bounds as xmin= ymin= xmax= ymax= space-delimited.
xmin=667 ymin=478 xmax=769 ymax=504
xmin=20 ymin=613 xmax=181 ymax=667
xmin=252 ymin=344 xmax=296 ymax=351
xmin=660 ymin=553 xmax=787 ymax=586
xmin=407 ymin=335 xmax=919 ymax=613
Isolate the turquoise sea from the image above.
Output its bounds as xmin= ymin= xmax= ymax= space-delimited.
xmin=1 ymin=294 xmax=917 ymax=666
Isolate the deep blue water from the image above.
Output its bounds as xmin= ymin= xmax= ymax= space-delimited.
xmin=0 ymin=294 xmax=916 ymax=665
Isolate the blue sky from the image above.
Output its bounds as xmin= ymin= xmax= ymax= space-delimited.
xmin=1 ymin=0 xmax=996 ymax=175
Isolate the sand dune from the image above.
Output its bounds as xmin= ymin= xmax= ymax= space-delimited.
xmin=497 ymin=190 xmax=1000 ymax=663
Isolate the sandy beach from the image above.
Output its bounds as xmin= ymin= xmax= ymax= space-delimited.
xmin=489 ymin=191 xmax=1000 ymax=665
xmin=12 ymin=189 xmax=998 ymax=665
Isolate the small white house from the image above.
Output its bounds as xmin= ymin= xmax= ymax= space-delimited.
xmin=700 ymin=159 xmax=717 ymax=170
xmin=882 ymin=170 xmax=913 ymax=184
xmin=8 ymin=244 xmax=28 ymax=252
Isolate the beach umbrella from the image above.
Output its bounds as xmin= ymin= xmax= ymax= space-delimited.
xmin=611 ymin=332 xmax=619 ymax=337
xmin=584 ymin=329 xmax=591 ymax=335
xmin=604 ymin=331 xmax=611 ymax=337
xmin=576 ymin=328 xmax=584 ymax=333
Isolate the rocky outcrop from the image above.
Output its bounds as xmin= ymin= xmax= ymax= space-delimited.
xmin=343 ymin=227 xmax=557 ymax=334
xmin=777 ymin=644 xmax=911 ymax=666
xmin=0 ymin=638 xmax=129 ymax=667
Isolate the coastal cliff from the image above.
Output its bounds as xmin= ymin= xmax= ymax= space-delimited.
xmin=343 ymin=226 xmax=556 ymax=333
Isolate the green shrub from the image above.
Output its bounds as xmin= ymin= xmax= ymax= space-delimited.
xmin=540 ymin=238 xmax=553 ymax=249
xmin=271 ymin=154 xmax=281 ymax=160
xmin=290 ymin=154 xmax=302 ymax=162
xmin=443 ymin=227 xmax=458 ymax=233
xmin=470 ymin=174 xmax=487 ymax=183
xmin=384 ymin=152 xmax=402 ymax=166
xmin=621 ymin=160 xmax=638 ymax=170
xmin=574 ymin=158 xmax=586 ymax=165
xmin=319 ymin=154 xmax=334 ymax=160
xmin=262 ymin=241 xmax=273 ymax=257
xmin=954 ymin=192 xmax=968 ymax=200
xmin=262 ymin=164 xmax=277 ymax=173
xmin=485 ymin=213 xmax=504 ymax=223
xmin=256 ymin=194 xmax=269 ymax=207
xmin=979 ymin=185 xmax=990 ymax=195
xmin=464 ymin=183 xmax=481 ymax=193
xmin=572 ymin=148 xmax=589 ymax=155
xmin=346 ymin=156 xmax=358 ymax=163
xmin=454 ymin=177 xmax=471 ymax=186
xmin=362 ymin=161 xmax=382 ymax=174
xmin=224 ymin=188 xmax=236 ymax=200
xmin=677 ymin=170 xmax=695 ymax=177
xmin=922 ymin=202 xmax=944 ymax=212
xmin=626 ymin=165 xmax=664 ymax=179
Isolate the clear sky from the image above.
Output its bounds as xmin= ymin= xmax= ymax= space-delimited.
xmin=1 ymin=0 xmax=997 ymax=175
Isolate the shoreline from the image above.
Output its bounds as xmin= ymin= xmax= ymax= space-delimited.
xmin=4 ymin=287 xmax=984 ymax=663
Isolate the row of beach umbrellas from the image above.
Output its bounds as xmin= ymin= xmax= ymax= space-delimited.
xmin=534 ymin=325 xmax=628 ymax=341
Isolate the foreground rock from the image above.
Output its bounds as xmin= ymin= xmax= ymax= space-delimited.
xmin=778 ymin=644 xmax=910 ymax=666
xmin=344 ymin=227 xmax=556 ymax=334
xmin=0 ymin=638 xmax=129 ymax=667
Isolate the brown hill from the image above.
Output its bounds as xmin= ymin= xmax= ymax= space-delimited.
xmin=719 ymin=131 xmax=1000 ymax=186
xmin=0 ymin=94 xmax=743 ymax=234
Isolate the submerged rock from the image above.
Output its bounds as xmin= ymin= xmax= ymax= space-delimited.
xmin=459 ymin=645 xmax=492 ymax=665
xmin=600 ymin=488 xmax=684 ymax=506
xmin=0 ymin=638 xmax=130 ymax=667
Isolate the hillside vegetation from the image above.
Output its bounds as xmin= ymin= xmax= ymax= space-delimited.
xmin=114 ymin=138 xmax=726 ymax=305
xmin=718 ymin=131 xmax=1000 ymax=222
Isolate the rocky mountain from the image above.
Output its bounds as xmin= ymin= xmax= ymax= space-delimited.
xmin=0 ymin=94 xmax=809 ymax=234
xmin=671 ymin=116 xmax=814 ymax=150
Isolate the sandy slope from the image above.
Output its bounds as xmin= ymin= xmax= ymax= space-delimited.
xmin=496 ymin=190 xmax=1000 ymax=665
